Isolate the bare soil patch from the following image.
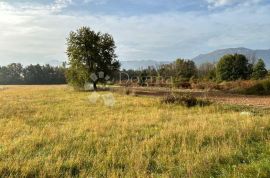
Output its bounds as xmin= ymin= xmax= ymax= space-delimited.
xmin=114 ymin=87 xmax=270 ymax=108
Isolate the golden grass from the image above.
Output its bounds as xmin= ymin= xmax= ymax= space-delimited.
xmin=0 ymin=85 xmax=270 ymax=177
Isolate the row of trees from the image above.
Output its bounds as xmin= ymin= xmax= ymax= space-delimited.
xmin=122 ymin=54 xmax=268 ymax=85
xmin=0 ymin=63 xmax=66 ymax=85
xmin=216 ymin=54 xmax=268 ymax=81
xmin=119 ymin=59 xmax=198 ymax=86
xmin=1 ymin=55 xmax=267 ymax=86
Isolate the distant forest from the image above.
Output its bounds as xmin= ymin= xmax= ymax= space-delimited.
xmin=0 ymin=54 xmax=268 ymax=85
xmin=0 ymin=63 xmax=66 ymax=85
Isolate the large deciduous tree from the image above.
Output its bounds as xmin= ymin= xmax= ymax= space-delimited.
xmin=66 ymin=27 xmax=120 ymax=90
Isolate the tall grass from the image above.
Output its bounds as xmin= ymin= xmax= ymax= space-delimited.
xmin=0 ymin=86 xmax=270 ymax=177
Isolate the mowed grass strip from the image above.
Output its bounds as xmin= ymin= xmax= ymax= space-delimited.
xmin=0 ymin=86 xmax=270 ymax=177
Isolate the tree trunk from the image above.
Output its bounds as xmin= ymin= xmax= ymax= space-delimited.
xmin=93 ymin=82 xmax=97 ymax=91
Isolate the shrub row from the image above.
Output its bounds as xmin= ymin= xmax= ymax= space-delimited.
xmin=161 ymin=94 xmax=211 ymax=107
xmin=242 ymin=80 xmax=270 ymax=95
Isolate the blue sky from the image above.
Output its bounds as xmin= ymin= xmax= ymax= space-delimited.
xmin=0 ymin=0 xmax=270 ymax=65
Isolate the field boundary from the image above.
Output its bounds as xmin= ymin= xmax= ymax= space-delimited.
xmin=112 ymin=86 xmax=270 ymax=108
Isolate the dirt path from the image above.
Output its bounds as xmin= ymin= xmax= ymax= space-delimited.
xmin=119 ymin=87 xmax=270 ymax=108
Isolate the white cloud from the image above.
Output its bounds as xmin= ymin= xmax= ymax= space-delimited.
xmin=0 ymin=0 xmax=72 ymax=13
xmin=0 ymin=1 xmax=269 ymax=65
xmin=83 ymin=0 xmax=107 ymax=4
xmin=51 ymin=0 xmax=73 ymax=11
xmin=206 ymin=0 xmax=261 ymax=7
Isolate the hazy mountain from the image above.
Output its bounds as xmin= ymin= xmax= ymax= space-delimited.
xmin=120 ymin=60 xmax=171 ymax=70
xmin=193 ymin=47 xmax=270 ymax=67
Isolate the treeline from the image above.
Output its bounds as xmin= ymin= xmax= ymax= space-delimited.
xmin=0 ymin=63 xmax=66 ymax=85
xmin=1 ymin=54 xmax=268 ymax=86
xmin=121 ymin=54 xmax=269 ymax=85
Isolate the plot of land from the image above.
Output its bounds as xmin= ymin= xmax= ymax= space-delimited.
xmin=0 ymin=85 xmax=270 ymax=177
xmin=121 ymin=87 xmax=270 ymax=108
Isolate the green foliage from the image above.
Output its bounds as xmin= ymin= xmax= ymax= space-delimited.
xmin=23 ymin=64 xmax=66 ymax=84
xmin=198 ymin=62 xmax=216 ymax=80
xmin=216 ymin=54 xmax=251 ymax=81
xmin=161 ymin=93 xmax=211 ymax=107
xmin=0 ymin=63 xmax=66 ymax=85
xmin=157 ymin=59 xmax=197 ymax=82
xmin=66 ymin=26 xmax=120 ymax=90
xmin=174 ymin=59 xmax=197 ymax=80
xmin=65 ymin=62 xmax=88 ymax=89
xmin=118 ymin=59 xmax=197 ymax=87
xmin=252 ymin=59 xmax=268 ymax=80
xmin=0 ymin=63 xmax=23 ymax=84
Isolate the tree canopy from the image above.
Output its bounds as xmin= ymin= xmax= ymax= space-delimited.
xmin=252 ymin=59 xmax=268 ymax=79
xmin=66 ymin=27 xmax=120 ymax=90
xmin=158 ymin=59 xmax=197 ymax=81
xmin=0 ymin=63 xmax=66 ymax=85
xmin=216 ymin=54 xmax=250 ymax=81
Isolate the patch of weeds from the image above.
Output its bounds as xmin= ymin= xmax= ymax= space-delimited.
xmin=147 ymin=159 xmax=166 ymax=174
xmin=217 ymin=104 xmax=270 ymax=116
xmin=242 ymin=80 xmax=270 ymax=95
xmin=194 ymin=143 xmax=270 ymax=177
xmin=161 ymin=93 xmax=211 ymax=107
xmin=60 ymin=164 xmax=80 ymax=177
xmin=169 ymin=166 xmax=186 ymax=177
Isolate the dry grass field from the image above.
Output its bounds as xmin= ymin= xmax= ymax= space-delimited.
xmin=0 ymin=85 xmax=270 ymax=177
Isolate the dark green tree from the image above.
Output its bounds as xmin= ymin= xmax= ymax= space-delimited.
xmin=174 ymin=59 xmax=197 ymax=80
xmin=0 ymin=66 xmax=9 ymax=84
xmin=252 ymin=59 xmax=268 ymax=79
xmin=0 ymin=63 xmax=23 ymax=84
xmin=216 ymin=54 xmax=250 ymax=81
xmin=23 ymin=64 xmax=43 ymax=84
xmin=0 ymin=63 xmax=66 ymax=85
xmin=66 ymin=27 xmax=120 ymax=90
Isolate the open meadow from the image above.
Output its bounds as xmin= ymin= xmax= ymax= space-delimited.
xmin=0 ymin=86 xmax=270 ymax=177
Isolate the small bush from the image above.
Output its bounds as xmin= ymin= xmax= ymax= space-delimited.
xmin=161 ymin=94 xmax=211 ymax=107
xmin=243 ymin=80 xmax=270 ymax=95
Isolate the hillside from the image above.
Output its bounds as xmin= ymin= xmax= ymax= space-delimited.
xmin=193 ymin=47 xmax=270 ymax=67
xmin=121 ymin=48 xmax=270 ymax=70
xmin=120 ymin=60 xmax=171 ymax=70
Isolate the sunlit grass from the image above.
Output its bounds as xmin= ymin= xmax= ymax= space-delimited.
xmin=0 ymin=86 xmax=270 ymax=177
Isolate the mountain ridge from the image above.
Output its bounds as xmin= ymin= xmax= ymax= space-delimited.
xmin=120 ymin=60 xmax=171 ymax=70
xmin=192 ymin=47 xmax=270 ymax=67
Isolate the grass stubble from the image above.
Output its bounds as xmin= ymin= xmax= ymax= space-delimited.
xmin=0 ymin=85 xmax=270 ymax=177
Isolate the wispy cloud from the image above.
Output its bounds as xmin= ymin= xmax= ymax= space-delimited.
xmin=51 ymin=0 xmax=72 ymax=11
xmin=0 ymin=0 xmax=269 ymax=65
xmin=206 ymin=0 xmax=262 ymax=8
xmin=0 ymin=0 xmax=72 ymax=13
